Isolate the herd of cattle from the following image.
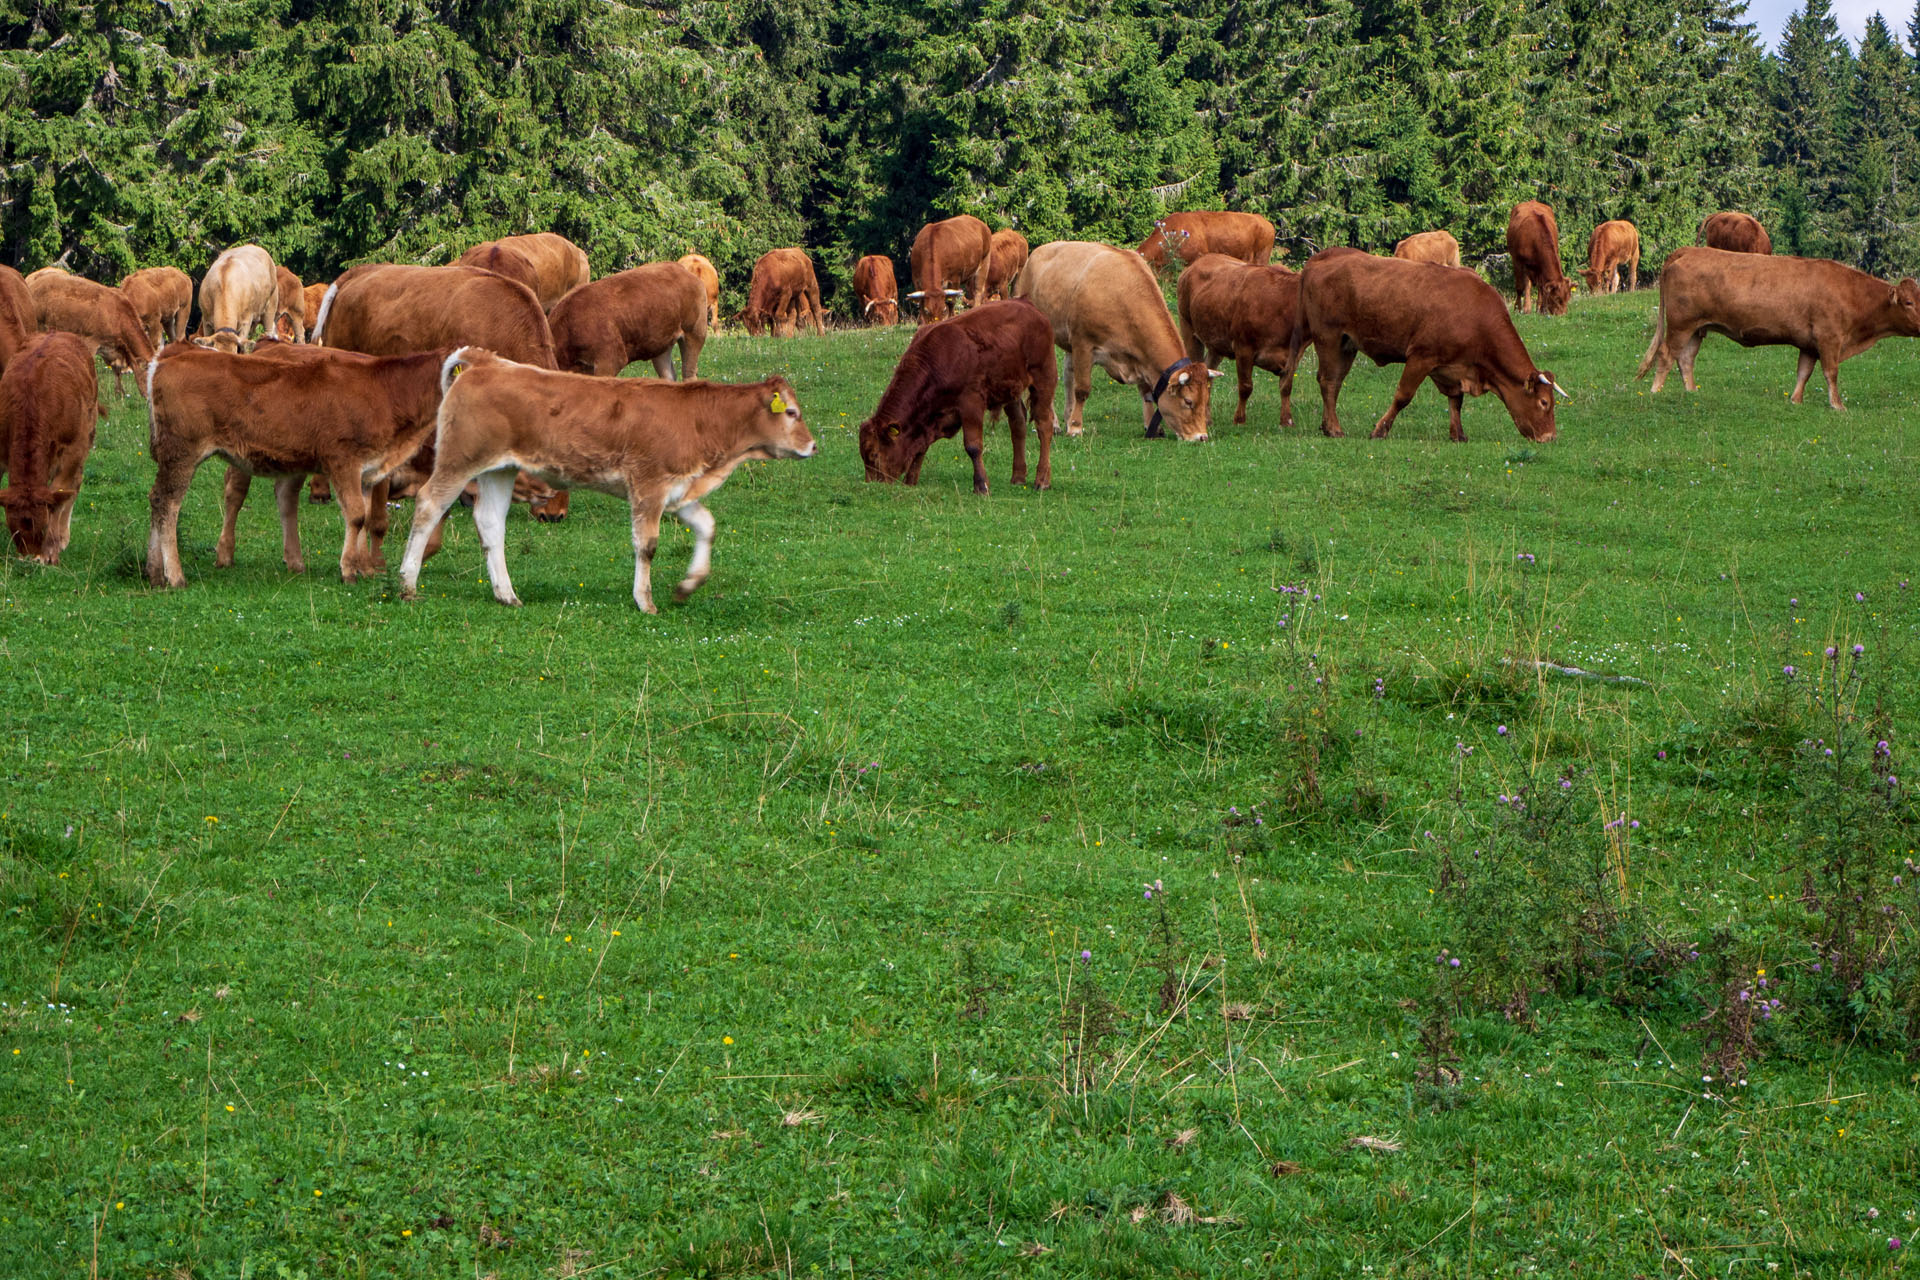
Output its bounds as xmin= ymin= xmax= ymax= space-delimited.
xmin=0 ymin=203 xmax=1915 ymax=612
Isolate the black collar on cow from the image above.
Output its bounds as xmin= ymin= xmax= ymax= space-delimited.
xmin=214 ymin=326 xmax=240 ymax=336
xmin=1143 ymin=356 xmax=1200 ymax=439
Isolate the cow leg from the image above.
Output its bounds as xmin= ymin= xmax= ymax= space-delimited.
xmin=904 ymin=448 xmax=929 ymax=486
xmin=628 ymin=493 xmax=665 ymax=614
xmin=472 ymin=469 xmax=521 ymax=606
xmin=1313 ymin=338 xmax=1354 ymax=437
xmin=217 ymin=469 xmax=250 ymax=568
xmin=1029 ymin=365 xmax=1055 ymax=491
xmin=365 ymin=478 xmax=391 ymax=567
xmin=1371 ymin=360 xmax=1434 ymax=439
xmin=958 ymin=400 xmax=990 ymax=494
xmin=273 ymin=476 xmax=306 ymax=574
xmin=1819 ymin=349 xmax=1844 ymax=411
xmin=42 ymin=489 xmax=78 ymax=565
xmin=1788 ymin=351 xmax=1816 ymax=404
xmin=309 ymin=473 xmax=332 ymax=503
xmin=678 ymin=329 xmax=702 ymax=380
xmin=1276 ymin=350 xmax=1298 ymax=431
xmin=1446 ymin=393 xmax=1467 ymax=443
xmin=1234 ymin=352 xmax=1254 ymax=425
xmin=1066 ymin=339 xmax=1092 ymax=436
xmin=671 ymin=501 xmax=717 ymax=602
xmin=1006 ymin=400 xmax=1029 ymax=489
xmin=652 ymin=351 xmax=675 ymax=379
xmin=145 ymin=459 xmax=198 ymax=588
xmin=328 ymin=466 xmax=376 ymax=582
xmin=1677 ymin=332 xmax=1705 ymax=392
xmin=397 ymin=469 xmax=473 ymax=600
xmin=1629 ymin=256 xmax=1639 ymax=293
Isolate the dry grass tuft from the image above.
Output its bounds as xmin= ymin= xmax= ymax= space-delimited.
xmin=1165 ymin=1127 xmax=1199 ymax=1150
xmin=176 ymin=1008 xmax=202 ymax=1023
xmin=780 ymin=1107 xmax=822 ymax=1127
xmin=1348 ymin=1134 xmax=1404 ymax=1154
xmin=709 ymin=1128 xmax=747 ymax=1141
xmin=551 ymin=1247 xmax=592 ymax=1278
xmin=478 ymin=1222 xmax=513 ymax=1250
xmin=1222 ymin=1001 xmax=1254 ymax=1022
xmin=1269 ymin=1159 xmax=1305 ymax=1177
xmin=1017 ymin=1242 xmax=1052 ymax=1257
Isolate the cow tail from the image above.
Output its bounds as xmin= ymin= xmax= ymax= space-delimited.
xmin=1635 ymin=292 xmax=1666 ymax=380
xmin=310 ymin=281 xmax=340 ymax=345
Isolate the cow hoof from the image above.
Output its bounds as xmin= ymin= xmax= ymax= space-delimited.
xmin=672 ymin=577 xmax=705 ymax=603
xmin=399 ymin=588 xmax=420 ymax=603
xmin=1368 ymin=426 xmax=1392 ymax=440
xmin=287 ymin=562 xmax=306 ymax=576
xmin=1065 ymin=426 xmax=1084 ymax=438
xmin=1233 ymin=413 xmax=1248 ymax=425
xmin=308 ymin=495 xmax=332 ymax=505
xmin=496 ymin=594 xmax=523 ymax=608
xmin=974 ymin=484 xmax=989 ymax=496
xmin=636 ymin=601 xmax=659 ymax=614
xmin=535 ymin=510 xmax=567 ymax=523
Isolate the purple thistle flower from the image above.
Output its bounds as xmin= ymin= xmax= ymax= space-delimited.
xmin=1560 ymin=778 xmax=1573 ymax=790
xmin=1853 ymin=644 xmax=1864 ymax=656
xmin=1630 ymin=820 xmax=1640 ymax=830
xmin=1497 ymin=724 xmax=1509 ymax=736
xmin=1657 ymin=750 xmax=1667 ymax=760
xmin=1855 ymin=592 xmax=1866 ymax=602
xmin=1889 ymin=776 xmax=1899 ymax=787
xmin=1825 ymin=646 xmax=1837 ymax=659
xmin=1080 ymin=949 xmax=1092 ymax=964
xmin=1783 ymin=665 xmax=1797 ymax=677
xmin=1449 ymin=957 xmax=1460 ymax=968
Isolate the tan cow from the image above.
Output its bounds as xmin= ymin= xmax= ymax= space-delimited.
xmin=273 ymin=266 xmax=307 ymax=342
xmin=1637 ymin=247 xmax=1920 ymax=409
xmin=1015 ymin=240 xmax=1218 ymax=441
xmin=984 ymin=230 xmax=1030 ymax=301
xmin=0 ymin=333 xmax=98 ymax=563
xmin=197 ymin=245 xmax=279 ymax=353
xmin=549 ymin=262 xmax=707 ymax=378
xmin=24 ymin=265 xmax=69 ymax=290
xmin=302 ymin=282 xmax=330 ymax=335
xmin=457 ymin=233 xmax=589 ymax=309
xmin=397 ymin=350 xmax=816 ymax=612
xmin=1507 ymin=202 xmax=1571 ymax=316
xmin=1700 ymin=211 xmax=1772 ymax=255
xmin=1176 ymin=254 xmax=1302 ymax=429
xmin=121 ymin=267 xmax=193 ymax=347
xmin=146 ymin=344 xmax=450 ymax=586
xmin=852 ymin=255 xmax=899 ymax=325
xmin=909 ymin=215 xmax=992 ymax=322
xmin=1393 ymin=231 xmax=1462 ymax=268
xmin=0 ymin=266 xmax=39 ymax=373
xmin=1138 ymin=212 xmax=1276 ymax=274
xmin=1583 ymin=221 xmax=1640 ymax=294
xmin=28 ymin=272 xmax=155 ymax=384
xmin=742 ymin=249 xmax=825 ymax=337
xmin=678 ymin=253 xmax=722 ymax=331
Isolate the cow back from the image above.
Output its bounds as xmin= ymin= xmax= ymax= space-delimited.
xmin=0 ymin=265 xmax=36 ymax=371
xmin=29 ymin=273 xmax=154 ymax=370
xmin=549 ymin=263 xmax=706 ymax=373
xmin=323 ymin=265 xmax=557 ymax=369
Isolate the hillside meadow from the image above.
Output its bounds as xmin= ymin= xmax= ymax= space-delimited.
xmin=2 ymin=290 xmax=1918 ymax=1277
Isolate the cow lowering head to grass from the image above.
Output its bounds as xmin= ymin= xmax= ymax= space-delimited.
xmin=0 ymin=332 xmax=99 ymax=564
xmin=195 ymin=245 xmax=280 ymax=354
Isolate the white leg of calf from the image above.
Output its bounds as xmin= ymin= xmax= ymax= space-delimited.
xmin=673 ymin=501 xmax=716 ymax=602
xmin=472 ymin=469 xmax=521 ymax=606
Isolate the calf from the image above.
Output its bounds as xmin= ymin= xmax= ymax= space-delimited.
xmin=1393 ymin=231 xmax=1461 ymax=268
xmin=1177 ymin=254 xmax=1302 ymax=429
xmin=1637 ymin=247 xmax=1920 ymax=409
xmin=1506 ymin=201 xmax=1570 ymax=316
xmin=121 ymin=267 xmax=193 ymax=347
xmin=858 ymin=299 xmax=1057 ymax=493
xmin=678 ymin=254 xmax=722 ymax=330
xmin=984 ymin=230 xmax=1030 ymax=301
xmin=549 ymin=262 xmax=707 ymax=378
xmin=29 ymin=272 xmax=155 ymax=386
xmin=0 ymin=333 xmax=98 ymax=563
xmin=1700 ymin=211 xmax=1771 ymax=255
xmin=742 ymin=249 xmax=825 ymax=337
xmin=197 ymin=245 xmax=280 ymax=353
xmin=910 ymin=215 xmax=992 ymax=322
xmin=853 ymin=255 xmax=899 ymax=325
xmin=1138 ymin=212 xmax=1276 ymax=274
xmin=398 ymin=351 xmax=815 ymax=612
xmin=1583 ymin=221 xmax=1640 ymax=295
xmin=145 ymin=344 xmax=448 ymax=586
xmin=274 ymin=265 xmax=307 ymax=342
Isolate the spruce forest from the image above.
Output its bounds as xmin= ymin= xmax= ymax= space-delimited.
xmin=5 ymin=0 xmax=1917 ymax=304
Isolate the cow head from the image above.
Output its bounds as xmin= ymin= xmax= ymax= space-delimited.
xmin=1579 ymin=266 xmax=1604 ymax=294
xmin=753 ymin=381 xmax=816 ymax=459
xmin=1147 ymin=360 xmax=1220 ymax=443
xmin=1541 ymin=278 xmax=1572 ymax=317
xmin=1891 ymin=278 xmax=1920 ymax=336
xmin=0 ymin=484 xmax=74 ymax=563
xmin=193 ymin=326 xmax=251 ymax=355
xmin=1501 ymin=370 xmax=1564 ymax=442
xmin=858 ymin=416 xmax=927 ymax=482
xmin=738 ymin=308 xmax=767 ymax=338
xmin=863 ymin=297 xmax=899 ymax=326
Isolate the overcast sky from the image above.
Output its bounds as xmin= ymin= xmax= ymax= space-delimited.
xmin=1744 ymin=0 xmax=1915 ymax=49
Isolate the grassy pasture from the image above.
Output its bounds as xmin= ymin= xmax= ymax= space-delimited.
xmin=2 ymin=289 xmax=1918 ymax=1277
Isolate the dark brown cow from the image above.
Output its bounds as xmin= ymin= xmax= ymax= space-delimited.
xmin=29 ymin=272 xmax=155 ymax=382
xmin=983 ymin=230 xmax=1030 ymax=301
xmin=397 ymin=351 xmax=815 ymax=612
xmin=145 ymin=344 xmax=449 ymax=586
xmin=1176 ymin=254 xmax=1302 ymax=429
xmin=457 ymin=233 xmax=589 ymax=309
xmin=549 ymin=263 xmax=707 ymax=379
xmin=121 ymin=267 xmax=193 ymax=347
xmin=678 ymin=254 xmax=721 ymax=330
xmin=196 ymin=245 xmax=279 ymax=353
xmin=272 ymin=266 xmax=308 ymax=342
xmin=853 ymin=255 xmax=899 ymax=325
xmin=1393 ymin=231 xmax=1461 ymax=268
xmin=1293 ymin=247 xmax=1563 ymax=441
xmin=0 ymin=266 xmax=37 ymax=373
xmin=909 ymin=215 xmax=992 ymax=322
xmin=0 ymin=333 xmax=98 ymax=563
xmin=858 ymin=299 xmax=1057 ymax=493
xmin=1507 ymin=202 xmax=1571 ymax=316
xmin=1637 ymin=247 xmax=1920 ymax=410
xmin=1583 ymin=221 xmax=1640 ymax=295
xmin=742 ymin=249 xmax=825 ymax=338
xmin=1700 ymin=211 xmax=1772 ymax=255
xmin=1138 ymin=212 xmax=1277 ymax=274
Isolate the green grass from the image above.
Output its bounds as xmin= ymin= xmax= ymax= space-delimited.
xmin=2 ymin=291 xmax=1917 ymax=1277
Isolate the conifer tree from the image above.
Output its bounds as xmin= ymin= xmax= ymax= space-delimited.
xmin=1770 ymin=0 xmax=1855 ymax=255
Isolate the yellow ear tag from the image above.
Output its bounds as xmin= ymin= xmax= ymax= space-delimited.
xmin=769 ymin=393 xmax=787 ymax=413
xmin=449 ymin=365 xmax=463 ymax=380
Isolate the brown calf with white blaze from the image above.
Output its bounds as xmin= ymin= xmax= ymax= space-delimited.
xmin=983 ymin=230 xmax=1030 ymax=301
xmin=678 ymin=254 xmax=722 ymax=331
xmin=0 ymin=333 xmax=98 ymax=563
xmin=909 ymin=215 xmax=992 ymax=322
xmin=858 ymin=299 xmax=1058 ymax=494
xmin=1294 ymin=247 xmax=1563 ymax=442
xmin=1637 ymin=247 xmax=1920 ymax=410
xmin=121 ymin=267 xmax=193 ymax=348
xmin=1138 ymin=211 xmax=1276 ymax=274
xmin=457 ymin=233 xmax=589 ymax=309
xmin=398 ymin=351 xmax=816 ymax=612
xmin=742 ymin=249 xmax=825 ymax=337
xmin=197 ymin=245 xmax=280 ymax=353
xmin=1393 ymin=231 xmax=1462 ymax=268
xmin=1015 ymin=240 xmax=1219 ymax=441
xmin=145 ymin=344 xmax=449 ymax=587
xmin=1507 ymin=201 xmax=1571 ymax=316
xmin=1176 ymin=254 xmax=1302 ymax=429
xmin=853 ymin=255 xmax=899 ymax=325
xmin=1583 ymin=221 xmax=1640 ymax=294
xmin=29 ymin=272 xmax=155 ymax=387
xmin=1700 ymin=211 xmax=1772 ymax=255
xmin=549 ymin=263 xmax=707 ymax=378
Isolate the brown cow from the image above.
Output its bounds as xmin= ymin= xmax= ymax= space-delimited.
xmin=0 ymin=266 xmax=38 ymax=373
xmin=457 ymin=242 xmax=541 ymax=299
xmin=678 ymin=253 xmax=722 ymax=331
xmin=853 ymin=255 xmax=899 ymax=326
xmin=1583 ymin=221 xmax=1640 ymax=295
xmin=145 ymin=344 xmax=449 ymax=586
xmin=742 ymin=249 xmax=825 ymax=338
xmin=1176 ymin=254 xmax=1301 ymax=430
xmin=1294 ymin=247 xmax=1563 ymax=441
xmin=457 ymin=233 xmax=589 ymax=309
xmin=0 ymin=333 xmax=98 ymax=563
xmin=1016 ymin=240 xmax=1218 ymax=440
xmin=1393 ymin=231 xmax=1462 ymax=268
xmin=858 ymin=299 xmax=1057 ymax=493
xmin=1637 ymin=247 xmax=1920 ymax=410
xmin=24 ymin=265 xmax=69 ymax=290
xmin=909 ymin=215 xmax=992 ymax=322
xmin=1700 ymin=211 xmax=1772 ymax=255
xmin=1138 ymin=211 xmax=1277 ymax=274
xmin=273 ymin=266 xmax=307 ymax=342
xmin=302 ymin=282 xmax=329 ymax=334
xmin=397 ymin=350 xmax=815 ymax=612
xmin=983 ymin=230 xmax=1030 ymax=302
xmin=196 ymin=245 xmax=279 ymax=353
xmin=1507 ymin=202 xmax=1571 ymax=316
xmin=550 ymin=262 xmax=707 ymax=379
xmin=121 ymin=267 xmax=193 ymax=347
xmin=28 ymin=272 xmax=154 ymax=383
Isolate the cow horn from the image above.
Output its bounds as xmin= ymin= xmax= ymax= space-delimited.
xmin=905 ymin=290 xmax=926 ymax=299
xmin=945 ymin=289 xmax=965 ymax=297
xmin=1548 ymin=378 xmax=1571 ymax=400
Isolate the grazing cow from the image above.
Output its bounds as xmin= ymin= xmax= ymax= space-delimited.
xmin=1583 ymin=221 xmax=1640 ymax=295
xmin=909 ymin=215 xmax=992 ymax=322
xmin=1176 ymin=254 xmax=1302 ymax=430
xmin=302 ymin=282 xmax=330 ymax=336
xmin=24 ymin=265 xmax=69 ymax=290
xmin=197 ymin=245 xmax=279 ymax=353
xmin=1393 ymin=231 xmax=1462 ymax=268
xmin=1138 ymin=212 xmax=1277 ymax=274
xmin=29 ymin=272 xmax=155 ymax=383
xmin=0 ymin=333 xmax=98 ymax=563
xmin=1294 ymin=247 xmax=1563 ymax=441
xmin=852 ymin=255 xmax=899 ymax=326
xmin=1700 ymin=211 xmax=1772 ymax=255
xmin=742 ymin=249 xmax=825 ymax=337
xmin=1636 ymin=247 xmax=1920 ymax=410
xmin=120 ymin=267 xmax=193 ymax=347
xmin=550 ymin=262 xmax=707 ymax=379
xmin=457 ymin=242 xmax=541 ymax=299
xmin=678 ymin=253 xmax=722 ymax=331
xmin=0 ymin=266 xmax=38 ymax=372
xmin=1015 ymin=240 xmax=1218 ymax=441
xmin=273 ymin=266 xmax=307 ymax=342
xmin=1507 ymin=202 xmax=1571 ymax=316
xmin=984 ymin=230 xmax=1030 ymax=301
xmin=397 ymin=350 xmax=815 ymax=612
xmin=457 ymin=233 xmax=589 ymax=309
xmin=858 ymin=299 xmax=1057 ymax=493
xmin=145 ymin=344 xmax=449 ymax=586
